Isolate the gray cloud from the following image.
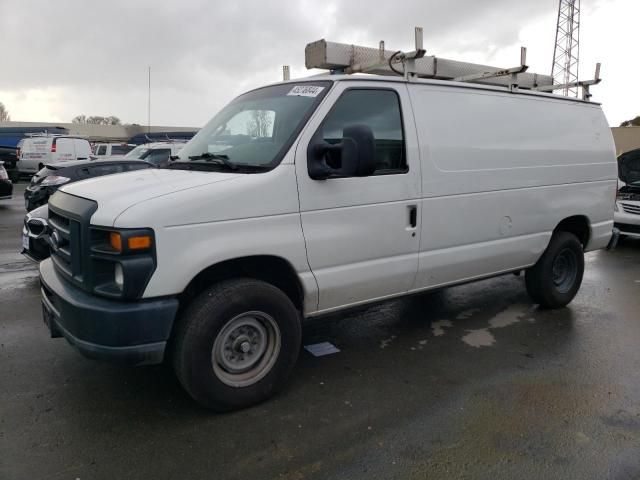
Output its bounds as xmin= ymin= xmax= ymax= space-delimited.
xmin=0 ymin=0 xmax=628 ymax=125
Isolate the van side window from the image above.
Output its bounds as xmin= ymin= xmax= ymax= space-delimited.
xmin=318 ymin=89 xmax=406 ymax=174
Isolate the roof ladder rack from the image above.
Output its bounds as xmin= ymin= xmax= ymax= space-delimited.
xmin=304 ymin=27 xmax=601 ymax=100
xmin=534 ymin=62 xmax=602 ymax=101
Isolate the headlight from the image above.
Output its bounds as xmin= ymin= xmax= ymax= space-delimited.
xmin=41 ymin=175 xmax=70 ymax=186
xmin=614 ymin=202 xmax=619 ymax=212
xmin=89 ymin=227 xmax=156 ymax=299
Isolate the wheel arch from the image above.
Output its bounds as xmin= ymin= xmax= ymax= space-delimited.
xmin=553 ymin=215 xmax=591 ymax=248
xmin=178 ymin=255 xmax=305 ymax=313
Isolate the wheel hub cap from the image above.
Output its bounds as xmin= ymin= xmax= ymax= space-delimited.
xmin=212 ymin=312 xmax=281 ymax=388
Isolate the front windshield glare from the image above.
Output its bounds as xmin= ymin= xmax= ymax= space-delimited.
xmin=178 ymin=82 xmax=331 ymax=168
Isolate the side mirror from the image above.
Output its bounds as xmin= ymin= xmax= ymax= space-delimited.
xmin=308 ymin=124 xmax=376 ymax=180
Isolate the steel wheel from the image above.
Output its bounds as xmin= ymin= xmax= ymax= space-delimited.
xmin=211 ymin=311 xmax=282 ymax=388
xmin=552 ymin=247 xmax=578 ymax=294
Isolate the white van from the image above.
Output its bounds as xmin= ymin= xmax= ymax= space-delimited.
xmin=39 ymin=49 xmax=617 ymax=411
xmin=18 ymin=135 xmax=92 ymax=174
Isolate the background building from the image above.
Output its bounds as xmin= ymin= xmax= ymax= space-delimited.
xmin=0 ymin=121 xmax=199 ymax=147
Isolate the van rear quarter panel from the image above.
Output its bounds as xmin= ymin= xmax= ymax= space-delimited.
xmin=408 ymin=84 xmax=617 ymax=289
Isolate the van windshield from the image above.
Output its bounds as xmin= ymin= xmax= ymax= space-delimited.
xmin=176 ymin=81 xmax=332 ymax=170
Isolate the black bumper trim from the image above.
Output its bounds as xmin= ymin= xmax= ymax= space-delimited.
xmin=40 ymin=258 xmax=179 ymax=366
xmin=49 ymin=311 xmax=167 ymax=365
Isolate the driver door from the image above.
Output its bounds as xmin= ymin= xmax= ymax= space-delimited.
xmin=295 ymin=82 xmax=422 ymax=313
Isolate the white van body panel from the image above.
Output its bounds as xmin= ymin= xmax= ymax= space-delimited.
xmin=407 ymin=84 xmax=617 ymax=291
xmin=56 ymin=138 xmax=75 ymax=161
xmin=73 ymin=138 xmax=92 ymax=159
xmin=63 ymin=168 xmax=239 ymax=226
xmin=63 ymin=160 xmax=320 ymax=311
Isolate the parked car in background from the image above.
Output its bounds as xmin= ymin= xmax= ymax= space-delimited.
xmin=17 ymin=134 xmax=93 ymax=175
xmin=615 ymin=148 xmax=640 ymax=239
xmin=92 ymin=143 xmax=136 ymax=159
xmin=123 ymin=141 xmax=186 ymax=167
xmin=24 ymin=159 xmax=155 ymax=211
xmin=0 ymin=161 xmax=13 ymax=200
xmin=22 ymin=204 xmax=50 ymax=262
xmin=0 ymin=146 xmax=20 ymax=181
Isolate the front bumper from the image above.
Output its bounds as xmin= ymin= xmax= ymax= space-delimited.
xmin=22 ymin=234 xmax=50 ymax=262
xmin=39 ymin=258 xmax=179 ymax=365
xmin=614 ymin=204 xmax=640 ymax=237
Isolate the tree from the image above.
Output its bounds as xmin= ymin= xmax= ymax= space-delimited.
xmin=620 ymin=116 xmax=640 ymax=127
xmin=248 ymin=110 xmax=273 ymax=137
xmin=72 ymin=115 xmax=122 ymax=125
xmin=0 ymin=102 xmax=10 ymax=122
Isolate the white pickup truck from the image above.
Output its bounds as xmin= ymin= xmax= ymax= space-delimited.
xmin=39 ymin=48 xmax=617 ymax=410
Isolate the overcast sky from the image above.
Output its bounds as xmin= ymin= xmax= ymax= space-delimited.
xmin=0 ymin=0 xmax=637 ymax=127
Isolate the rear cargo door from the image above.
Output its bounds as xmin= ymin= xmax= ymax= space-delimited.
xmin=55 ymin=138 xmax=75 ymax=163
xmin=74 ymin=139 xmax=90 ymax=160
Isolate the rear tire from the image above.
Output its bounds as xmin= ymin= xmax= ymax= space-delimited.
xmin=525 ymin=232 xmax=584 ymax=309
xmin=172 ymin=278 xmax=301 ymax=411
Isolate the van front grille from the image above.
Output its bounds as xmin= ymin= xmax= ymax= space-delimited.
xmin=49 ymin=210 xmax=81 ymax=279
xmin=47 ymin=192 xmax=98 ymax=291
xmin=621 ymin=203 xmax=640 ymax=216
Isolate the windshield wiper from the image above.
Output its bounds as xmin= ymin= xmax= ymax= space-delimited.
xmin=188 ymin=152 xmax=238 ymax=170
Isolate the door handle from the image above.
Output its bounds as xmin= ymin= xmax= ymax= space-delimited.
xmin=408 ymin=205 xmax=417 ymax=228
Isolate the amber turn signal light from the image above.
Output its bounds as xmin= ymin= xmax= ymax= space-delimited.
xmin=128 ymin=235 xmax=152 ymax=250
xmin=109 ymin=232 xmax=122 ymax=252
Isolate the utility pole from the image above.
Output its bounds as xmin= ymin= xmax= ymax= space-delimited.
xmin=147 ymin=66 xmax=151 ymax=134
xmin=551 ymin=0 xmax=581 ymax=97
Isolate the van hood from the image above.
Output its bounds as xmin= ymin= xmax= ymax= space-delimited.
xmin=58 ymin=168 xmax=240 ymax=224
xmin=618 ymin=149 xmax=640 ymax=187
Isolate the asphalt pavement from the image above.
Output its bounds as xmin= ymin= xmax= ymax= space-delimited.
xmin=1 ymin=183 xmax=640 ymax=480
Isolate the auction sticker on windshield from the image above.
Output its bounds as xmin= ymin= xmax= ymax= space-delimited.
xmin=287 ymin=85 xmax=324 ymax=97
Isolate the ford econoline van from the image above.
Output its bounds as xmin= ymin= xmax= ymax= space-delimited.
xmin=39 ymin=64 xmax=617 ymax=410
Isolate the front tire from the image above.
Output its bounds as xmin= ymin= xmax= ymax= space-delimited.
xmin=525 ymin=232 xmax=584 ymax=309
xmin=172 ymin=278 xmax=301 ymax=411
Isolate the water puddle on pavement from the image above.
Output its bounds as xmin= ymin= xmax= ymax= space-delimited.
xmin=431 ymin=319 xmax=453 ymax=337
xmin=461 ymin=328 xmax=496 ymax=348
xmin=462 ymin=304 xmax=531 ymax=348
